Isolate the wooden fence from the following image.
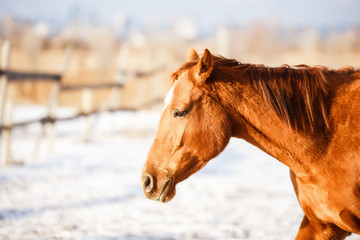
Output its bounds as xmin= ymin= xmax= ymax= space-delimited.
xmin=0 ymin=41 xmax=165 ymax=167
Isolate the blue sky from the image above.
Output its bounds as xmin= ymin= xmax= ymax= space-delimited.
xmin=1 ymin=0 xmax=360 ymax=33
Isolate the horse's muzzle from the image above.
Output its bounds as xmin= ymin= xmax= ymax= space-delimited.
xmin=141 ymin=173 xmax=175 ymax=203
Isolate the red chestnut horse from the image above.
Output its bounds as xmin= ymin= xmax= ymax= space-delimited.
xmin=141 ymin=46 xmax=360 ymax=239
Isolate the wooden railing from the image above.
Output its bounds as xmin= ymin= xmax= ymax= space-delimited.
xmin=0 ymin=41 xmax=165 ymax=166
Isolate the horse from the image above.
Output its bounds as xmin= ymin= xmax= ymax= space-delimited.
xmin=141 ymin=46 xmax=360 ymax=239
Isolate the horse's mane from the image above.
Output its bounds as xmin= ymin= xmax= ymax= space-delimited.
xmin=247 ymin=63 xmax=331 ymax=131
xmin=172 ymin=55 xmax=358 ymax=132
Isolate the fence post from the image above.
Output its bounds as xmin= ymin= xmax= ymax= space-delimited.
xmin=0 ymin=100 xmax=13 ymax=166
xmin=0 ymin=40 xmax=11 ymax=130
xmin=0 ymin=40 xmax=11 ymax=167
xmin=46 ymin=45 xmax=72 ymax=153
xmin=81 ymin=88 xmax=93 ymax=142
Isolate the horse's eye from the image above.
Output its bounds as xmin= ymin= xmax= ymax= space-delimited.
xmin=173 ymin=110 xmax=188 ymax=118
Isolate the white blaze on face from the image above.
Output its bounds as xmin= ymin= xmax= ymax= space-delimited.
xmin=163 ymin=85 xmax=175 ymax=110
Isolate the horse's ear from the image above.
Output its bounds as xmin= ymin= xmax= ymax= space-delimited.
xmin=195 ymin=49 xmax=213 ymax=85
xmin=187 ymin=45 xmax=199 ymax=61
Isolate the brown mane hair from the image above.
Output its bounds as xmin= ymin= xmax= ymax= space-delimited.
xmin=172 ymin=55 xmax=358 ymax=132
xmin=246 ymin=63 xmax=330 ymax=132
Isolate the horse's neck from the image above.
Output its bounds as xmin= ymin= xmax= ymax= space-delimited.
xmin=218 ymin=76 xmax=325 ymax=177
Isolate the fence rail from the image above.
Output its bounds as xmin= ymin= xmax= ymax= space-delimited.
xmin=0 ymin=70 xmax=62 ymax=82
xmin=61 ymin=83 xmax=124 ymax=91
xmin=0 ymin=107 xmax=137 ymax=132
xmin=1 ymin=68 xmax=163 ymax=84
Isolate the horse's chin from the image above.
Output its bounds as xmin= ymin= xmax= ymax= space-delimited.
xmin=158 ymin=180 xmax=176 ymax=203
xmin=159 ymin=191 xmax=175 ymax=203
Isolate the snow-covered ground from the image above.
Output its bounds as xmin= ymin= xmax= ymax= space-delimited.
xmin=0 ymin=107 xmax=359 ymax=240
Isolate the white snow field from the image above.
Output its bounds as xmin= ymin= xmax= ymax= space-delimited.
xmin=0 ymin=107 xmax=359 ymax=240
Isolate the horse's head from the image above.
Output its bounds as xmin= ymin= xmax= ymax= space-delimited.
xmin=141 ymin=47 xmax=232 ymax=202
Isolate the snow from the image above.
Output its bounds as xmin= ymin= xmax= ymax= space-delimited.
xmin=0 ymin=107 xmax=359 ymax=240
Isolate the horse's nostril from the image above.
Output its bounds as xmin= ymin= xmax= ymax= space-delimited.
xmin=144 ymin=176 xmax=150 ymax=188
xmin=143 ymin=174 xmax=154 ymax=193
